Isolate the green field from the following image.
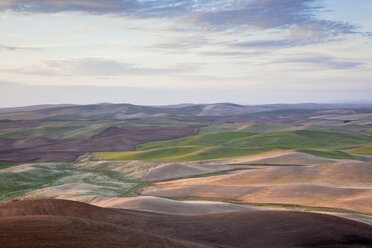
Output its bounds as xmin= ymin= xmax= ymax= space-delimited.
xmin=223 ymin=130 xmax=372 ymax=149
xmin=137 ymin=132 xmax=257 ymax=150
xmin=0 ymin=162 xmax=17 ymax=169
xmin=94 ymin=130 xmax=372 ymax=162
xmin=0 ymin=164 xmax=70 ymax=201
xmin=199 ymin=123 xmax=300 ymax=134
xmin=296 ymin=149 xmax=359 ymax=160
xmin=345 ymin=145 xmax=372 ymax=155
xmin=199 ymin=122 xmax=372 ymax=137
xmin=0 ymin=160 xmax=153 ymax=202
xmin=139 ymin=130 xmax=372 ymax=150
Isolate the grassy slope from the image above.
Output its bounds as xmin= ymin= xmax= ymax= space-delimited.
xmin=0 ymin=162 xmax=17 ymax=169
xmin=96 ymin=147 xmax=200 ymax=161
xmin=95 ymin=130 xmax=372 ymax=162
xmin=200 ymin=122 xmax=372 ymax=137
xmin=139 ymin=130 xmax=372 ymax=150
xmin=345 ymin=145 xmax=372 ymax=155
xmin=223 ymin=130 xmax=372 ymax=149
xmin=306 ymin=124 xmax=372 ymax=137
xmin=0 ymin=165 xmax=70 ymax=201
xmin=297 ymin=149 xmax=359 ymax=160
xmin=198 ymin=123 xmax=301 ymax=134
xmin=0 ymin=160 xmax=152 ymax=202
xmin=137 ymin=132 xmax=257 ymax=150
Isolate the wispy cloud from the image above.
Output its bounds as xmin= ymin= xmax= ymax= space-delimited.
xmin=150 ymin=35 xmax=214 ymax=53
xmin=184 ymin=0 xmax=356 ymax=36
xmin=231 ymin=40 xmax=298 ymax=49
xmin=0 ymin=0 xmax=361 ymax=58
xmin=0 ymin=0 xmax=357 ymax=36
xmin=0 ymin=0 xmax=192 ymax=17
xmin=272 ymin=56 xmax=364 ymax=70
xmin=0 ymin=44 xmax=41 ymax=51
xmin=198 ymin=50 xmax=266 ymax=58
xmin=0 ymin=58 xmax=201 ymax=76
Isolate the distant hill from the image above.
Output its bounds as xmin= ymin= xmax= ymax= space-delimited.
xmin=1 ymin=102 xmax=371 ymax=120
xmin=0 ymin=104 xmax=76 ymax=114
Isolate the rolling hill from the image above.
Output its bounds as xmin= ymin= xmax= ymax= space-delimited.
xmin=0 ymin=199 xmax=371 ymax=248
xmin=1 ymin=102 xmax=371 ymax=121
xmin=95 ymin=130 xmax=372 ymax=162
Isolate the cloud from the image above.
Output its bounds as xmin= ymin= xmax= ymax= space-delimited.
xmin=289 ymin=22 xmax=356 ymax=41
xmin=0 ymin=58 xmax=201 ymax=76
xmin=187 ymin=0 xmax=314 ymax=29
xmin=0 ymin=0 xmax=362 ymax=55
xmin=198 ymin=50 xmax=266 ymax=57
xmin=150 ymin=35 xmax=214 ymax=53
xmin=0 ymin=1 xmax=356 ymax=34
xmin=231 ymin=40 xmax=298 ymax=49
xmin=0 ymin=44 xmax=41 ymax=51
xmin=185 ymin=0 xmax=355 ymax=34
xmin=273 ymin=56 xmax=364 ymax=70
xmin=0 ymin=0 xmax=193 ymax=17
xmin=228 ymin=38 xmax=329 ymax=50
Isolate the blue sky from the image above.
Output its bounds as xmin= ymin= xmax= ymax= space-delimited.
xmin=0 ymin=0 xmax=371 ymax=107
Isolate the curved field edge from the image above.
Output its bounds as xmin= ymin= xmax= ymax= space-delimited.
xmin=296 ymin=149 xmax=359 ymax=160
xmin=93 ymin=146 xmax=273 ymax=162
xmin=162 ymin=197 xmax=372 ymax=217
xmin=138 ymin=130 xmax=372 ymax=150
xmin=345 ymin=145 xmax=372 ymax=155
xmin=93 ymin=148 xmax=362 ymax=162
xmin=137 ymin=131 xmax=258 ymax=150
xmin=93 ymin=130 xmax=372 ymax=162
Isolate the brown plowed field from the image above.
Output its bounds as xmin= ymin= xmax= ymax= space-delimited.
xmin=0 ymin=125 xmax=202 ymax=162
xmin=0 ymin=199 xmax=371 ymax=247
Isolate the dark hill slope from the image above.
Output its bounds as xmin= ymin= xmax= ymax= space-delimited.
xmin=1 ymin=199 xmax=371 ymax=248
xmin=0 ymin=125 xmax=202 ymax=163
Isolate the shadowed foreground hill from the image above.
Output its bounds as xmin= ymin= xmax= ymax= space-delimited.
xmin=0 ymin=199 xmax=371 ymax=248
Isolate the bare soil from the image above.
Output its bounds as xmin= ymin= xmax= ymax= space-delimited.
xmin=0 ymin=199 xmax=371 ymax=248
xmin=0 ymin=125 xmax=202 ymax=163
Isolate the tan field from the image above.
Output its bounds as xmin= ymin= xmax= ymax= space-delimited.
xmin=141 ymin=151 xmax=372 ymax=214
xmin=91 ymin=196 xmax=258 ymax=215
xmin=142 ymin=151 xmax=335 ymax=182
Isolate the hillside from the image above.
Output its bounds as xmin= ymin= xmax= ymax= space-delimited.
xmin=95 ymin=130 xmax=372 ymax=162
xmin=1 ymin=103 xmax=372 ymax=226
xmin=0 ymin=199 xmax=371 ymax=248
xmin=1 ymin=103 xmax=371 ymax=120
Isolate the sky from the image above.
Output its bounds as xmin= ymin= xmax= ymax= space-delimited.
xmin=0 ymin=0 xmax=371 ymax=107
